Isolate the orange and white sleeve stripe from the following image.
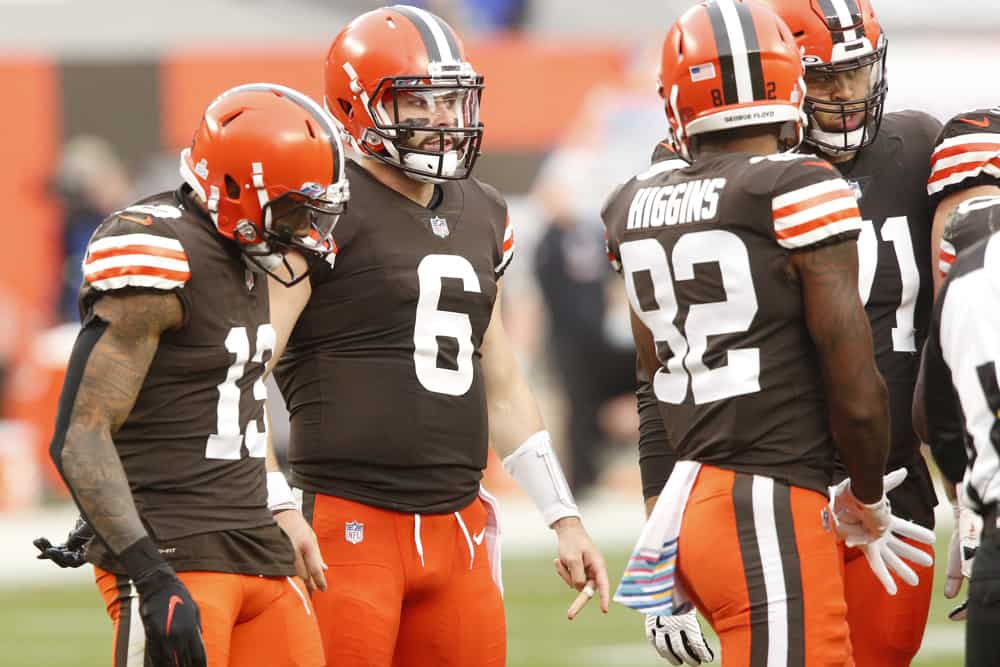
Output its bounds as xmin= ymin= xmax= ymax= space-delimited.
xmin=939 ymin=238 xmax=957 ymax=278
xmin=771 ymin=178 xmax=862 ymax=250
xmin=83 ymin=233 xmax=190 ymax=291
xmin=928 ymin=133 xmax=1000 ymax=196
xmin=495 ymin=216 xmax=514 ymax=275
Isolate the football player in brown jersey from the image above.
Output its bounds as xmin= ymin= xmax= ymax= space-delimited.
xmin=268 ymin=6 xmax=609 ymax=666
xmin=45 ymin=83 xmax=348 ymax=667
xmin=709 ymin=4 xmax=942 ymax=664
xmin=928 ymin=107 xmax=1000 ymax=292
xmin=636 ymin=1 xmax=943 ymax=663
xmin=604 ymin=1 xmax=936 ymax=665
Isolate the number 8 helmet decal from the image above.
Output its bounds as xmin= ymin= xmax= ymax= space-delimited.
xmin=659 ymin=0 xmax=807 ymax=162
xmin=324 ymin=5 xmax=485 ymax=183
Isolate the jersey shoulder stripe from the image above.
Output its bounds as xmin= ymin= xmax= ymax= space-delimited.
xmin=495 ymin=215 xmax=514 ymax=276
xmin=928 ymin=131 xmax=1000 ymax=196
xmin=83 ymin=232 xmax=191 ymax=292
xmin=771 ymin=178 xmax=861 ymax=249
xmin=939 ymin=238 xmax=957 ymax=277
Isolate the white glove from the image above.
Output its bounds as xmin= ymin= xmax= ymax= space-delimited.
xmin=944 ymin=484 xmax=983 ymax=621
xmin=645 ymin=608 xmax=715 ymax=665
xmin=829 ymin=473 xmax=894 ymax=547
xmin=829 ymin=469 xmax=935 ymax=596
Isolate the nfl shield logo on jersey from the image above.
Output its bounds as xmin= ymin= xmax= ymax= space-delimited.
xmin=345 ymin=521 xmax=364 ymax=544
xmin=846 ymin=178 xmax=864 ymax=202
xmin=429 ymin=216 xmax=450 ymax=238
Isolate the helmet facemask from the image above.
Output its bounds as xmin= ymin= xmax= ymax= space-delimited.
xmin=358 ymin=62 xmax=484 ymax=183
xmin=803 ymin=37 xmax=887 ymax=155
xmin=240 ymin=180 xmax=349 ymax=286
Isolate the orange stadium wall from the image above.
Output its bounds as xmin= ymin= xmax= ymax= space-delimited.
xmin=0 ymin=38 xmax=628 ymax=503
xmin=160 ymin=38 xmax=628 ymax=154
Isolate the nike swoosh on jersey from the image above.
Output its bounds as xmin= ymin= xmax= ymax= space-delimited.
xmin=959 ymin=117 xmax=991 ymax=129
xmin=166 ymin=595 xmax=184 ymax=635
xmin=119 ymin=213 xmax=154 ymax=226
xmin=472 ymin=528 xmax=486 ymax=545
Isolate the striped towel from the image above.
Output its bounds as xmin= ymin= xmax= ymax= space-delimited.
xmin=614 ymin=460 xmax=701 ymax=616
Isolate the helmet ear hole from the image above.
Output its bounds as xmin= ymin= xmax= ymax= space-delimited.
xmin=338 ymin=98 xmax=353 ymax=119
xmin=224 ymin=175 xmax=241 ymax=200
xmin=220 ymin=110 xmax=244 ymax=127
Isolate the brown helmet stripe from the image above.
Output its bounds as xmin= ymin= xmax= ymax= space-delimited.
xmin=734 ymin=0 xmax=767 ymax=101
xmin=391 ymin=5 xmax=458 ymax=63
xmin=815 ymin=0 xmax=865 ymax=43
xmin=706 ymin=0 xmax=767 ymax=104
xmin=706 ymin=0 xmax=739 ymax=105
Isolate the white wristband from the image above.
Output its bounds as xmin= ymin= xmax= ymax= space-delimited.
xmin=502 ymin=430 xmax=580 ymax=527
xmin=267 ymin=471 xmax=298 ymax=513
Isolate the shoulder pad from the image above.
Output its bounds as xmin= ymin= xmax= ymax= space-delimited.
xmin=886 ymin=109 xmax=943 ymax=146
xmin=929 ymin=109 xmax=1000 ymax=201
xmin=769 ymin=157 xmax=861 ymax=250
xmin=469 ymin=178 xmax=507 ymax=214
xmin=82 ymin=210 xmax=190 ymax=293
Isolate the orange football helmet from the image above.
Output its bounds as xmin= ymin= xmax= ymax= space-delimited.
xmin=659 ymin=0 xmax=807 ymax=161
xmin=180 ymin=83 xmax=349 ymax=285
xmin=756 ymin=0 xmax=887 ymax=153
xmin=324 ymin=5 xmax=484 ymax=182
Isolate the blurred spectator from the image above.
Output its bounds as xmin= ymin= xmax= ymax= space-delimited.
xmin=530 ymin=45 xmax=665 ymax=497
xmin=391 ymin=0 xmax=529 ymax=32
xmin=49 ymin=136 xmax=129 ymax=322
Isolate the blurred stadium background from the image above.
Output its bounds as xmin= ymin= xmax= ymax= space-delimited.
xmin=1 ymin=0 xmax=997 ymax=664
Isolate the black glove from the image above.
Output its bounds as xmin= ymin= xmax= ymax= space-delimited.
xmin=34 ymin=516 xmax=94 ymax=568
xmin=122 ymin=538 xmax=207 ymax=667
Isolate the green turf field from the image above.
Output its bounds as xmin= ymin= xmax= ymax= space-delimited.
xmin=0 ymin=545 xmax=964 ymax=666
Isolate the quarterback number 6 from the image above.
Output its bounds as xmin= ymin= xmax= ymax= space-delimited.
xmin=413 ymin=254 xmax=482 ymax=396
xmin=621 ymin=231 xmax=760 ymax=405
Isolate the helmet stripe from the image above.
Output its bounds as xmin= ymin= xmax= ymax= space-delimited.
xmin=220 ymin=83 xmax=345 ymax=185
xmin=428 ymin=11 xmax=462 ymax=60
xmin=815 ymin=0 xmax=863 ymax=42
xmin=733 ymin=0 xmax=767 ymax=102
xmin=391 ymin=5 xmax=457 ymax=64
xmin=705 ymin=0 xmax=739 ymax=105
xmin=708 ymin=0 xmax=760 ymax=105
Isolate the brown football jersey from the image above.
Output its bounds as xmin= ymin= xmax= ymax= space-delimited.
xmin=81 ymin=186 xmax=294 ymax=576
xmin=604 ymin=152 xmax=862 ymax=495
xmin=274 ymin=160 xmax=512 ymax=514
xmin=928 ymin=107 xmax=1000 ymax=207
xmin=825 ymin=111 xmax=941 ymax=526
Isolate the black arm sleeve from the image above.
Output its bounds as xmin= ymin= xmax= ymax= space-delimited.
xmin=636 ymin=360 xmax=676 ymax=500
xmin=920 ymin=328 xmax=969 ymax=484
